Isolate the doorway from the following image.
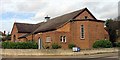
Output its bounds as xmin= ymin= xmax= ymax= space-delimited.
xmin=38 ymin=38 xmax=42 ymax=49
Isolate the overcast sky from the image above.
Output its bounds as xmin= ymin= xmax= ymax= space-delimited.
xmin=0 ymin=0 xmax=119 ymax=33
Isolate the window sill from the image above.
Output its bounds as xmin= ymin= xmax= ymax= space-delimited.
xmin=45 ymin=42 xmax=51 ymax=43
xmin=80 ymin=38 xmax=85 ymax=40
xmin=60 ymin=42 xmax=67 ymax=44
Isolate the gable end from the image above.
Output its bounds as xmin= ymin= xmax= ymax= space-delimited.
xmin=73 ymin=8 xmax=97 ymax=20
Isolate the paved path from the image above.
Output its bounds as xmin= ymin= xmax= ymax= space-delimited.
xmin=1 ymin=53 xmax=119 ymax=60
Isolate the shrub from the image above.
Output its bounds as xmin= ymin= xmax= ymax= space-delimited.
xmin=115 ymin=42 xmax=120 ymax=47
xmin=2 ymin=41 xmax=12 ymax=49
xmin=68 ymin=43 xmax=76 ymax=49
xmin=93 ymin=40 xmax=112 ymax=48
xmin=2 ymin=41 xmax=38 ymax=49
xmin=51 ymin=43 xmax=61 ymax=49
xmin=111 ymin=42 xmax=120 ymax=47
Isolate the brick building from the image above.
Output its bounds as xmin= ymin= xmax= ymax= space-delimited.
xmin=11 ymin=8 xmax=109 ymax=49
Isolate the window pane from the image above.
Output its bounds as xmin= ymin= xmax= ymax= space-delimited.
xmin=63 ymin=36 xmax=66 ymax=42
xmin=46 ymin=37 xmax=51 ymax=42
xmin=80 ymin=25 xmax=85 ymax=39
xmin=85 ymin=16 xmax=88 ymax=19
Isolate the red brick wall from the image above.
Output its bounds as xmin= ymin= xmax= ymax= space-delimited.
xmin=88 ymin=21 xmax=108 ymax=48
xmin=70 ymin=21 xmax=90 ymax=49
xmin=11 ymin=24 xmax=17 ymax=42
xmin=34 ymin=31 xmax=70 ymax=49
xmin=69 ymin=21 xmax=109 ymax=49
xmin=71 ymin=10 xmax=109 ymax=49
xmin=33 ymin=21 xmax=109 ymax=49
xmin=32 ymin=23 xmax=71 ymax=49
xmin=75 ymin=10 xmax=95 ymax=19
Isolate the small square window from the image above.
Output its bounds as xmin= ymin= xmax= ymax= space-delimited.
xmin=46 ymin=37 xmax=51 ymax=42
xmin=85 ymin=16 xmax=88 ymax=19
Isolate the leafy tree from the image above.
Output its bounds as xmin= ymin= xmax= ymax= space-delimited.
xmin=5 ymin=32 xmax=11 ymax=40
xmin=2 ymin=32 xmax=11 ymax=41
xmin=105 ymin=19 xmax=118 ymax=45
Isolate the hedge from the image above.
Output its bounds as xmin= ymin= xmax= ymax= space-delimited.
xmin=114 ymin=42 xmax=120 ymax=47
xmin=68 ymin=43 xmax=76 ymax=49
xmin=2 ymin=41 xmax=38 ymax=49
xmin=93 ymin=40 xmax=112 ymax=48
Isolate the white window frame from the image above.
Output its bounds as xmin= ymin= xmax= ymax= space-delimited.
xmin=80 ymin=25 xmax=85 ymax=39
xmin=60 ymin=36 xmax=66 ymax=42
xmin=46 ymin=36 xmax=51 ymax=42
xmin=62 ymin=36 xmax=64 ymax=42
xmin=63 ymin=36 xmax=66 ymax=42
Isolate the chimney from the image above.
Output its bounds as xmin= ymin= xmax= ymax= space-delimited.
xmin=44 ymin=15 xmax=50 ymax=22
xmin=3 ymin=31 xmax=6 ymax=36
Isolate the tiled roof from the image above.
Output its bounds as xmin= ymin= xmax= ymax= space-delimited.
xmin=15 ymin=22 xmax=45 ymax=33
xmin=33 ymin=8 xmax=96 ymax=33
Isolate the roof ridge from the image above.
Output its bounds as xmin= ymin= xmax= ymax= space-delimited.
xmin=49 ymin=8 xmax=86 ymax=20
xmin=14 ymin=22 xmax=35 ymax=25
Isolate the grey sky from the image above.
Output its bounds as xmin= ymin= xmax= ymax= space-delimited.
xmin=0 ymin=0 xmax=119 ymax=33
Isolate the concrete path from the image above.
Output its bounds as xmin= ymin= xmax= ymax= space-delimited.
xmin=2 ymin=52 xmax=119 ymax=60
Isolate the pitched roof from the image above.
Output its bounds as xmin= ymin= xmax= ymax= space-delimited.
xmin=19 ymin=8 xmax=103 ymax=38
xmin=33 ymin=8 xmax=96 ymax=34
xmin=15 ymin=22 xmax=45 ymax=33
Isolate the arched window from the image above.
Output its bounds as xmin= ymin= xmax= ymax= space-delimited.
xmin=63 ymin=36 xmax=66 ymax=42
xmin=60 ymin=36 xmax=66 ymax=42
xmin=80 ymin=25 xmax=85 ymax=39
xmin=85 ymin=16 xmax=88 ymax=19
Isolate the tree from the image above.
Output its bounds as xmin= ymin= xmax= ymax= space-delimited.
xmin=0 ymin=37 xmax=1 ymax=40
xmin=2 ymin=32 xmax=11 ymax=41
xmin=105 ymin=19 xmax=118 ymax=45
